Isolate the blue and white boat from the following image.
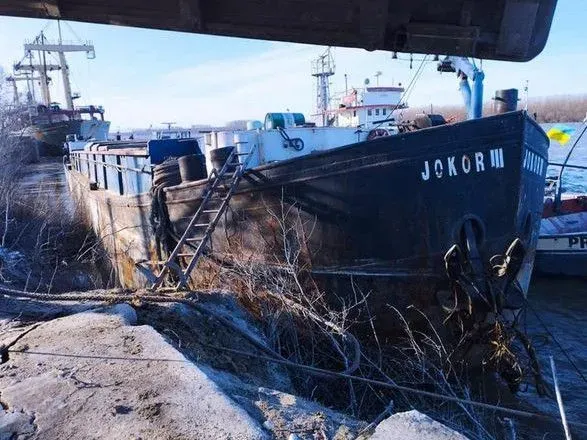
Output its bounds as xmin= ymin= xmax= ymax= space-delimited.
xmin=537 ymin=118 xmax=587 ymax=277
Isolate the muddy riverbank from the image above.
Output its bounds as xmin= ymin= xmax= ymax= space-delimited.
xmin=0 ymin=293 xmax=474 ymax=440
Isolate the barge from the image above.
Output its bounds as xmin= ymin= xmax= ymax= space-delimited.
xmin=65 ymin=109 xmax=549 ymax=333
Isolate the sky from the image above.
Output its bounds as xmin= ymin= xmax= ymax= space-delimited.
xmin=0 ymin=1 xmax=586 ymax=130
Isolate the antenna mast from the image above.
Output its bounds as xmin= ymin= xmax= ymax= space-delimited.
xmin=311 ymin=47 xmax=335 ymax=126
xmin=524 ymin=79 xmax=529 ymax=111
xmin=161 ymin=122 xmax=176 ymax=130
xmin=375 ymin=71 xmax=382 ymax=86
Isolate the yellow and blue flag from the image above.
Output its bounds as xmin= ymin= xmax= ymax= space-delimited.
xmin=546 ymin=125 xmax=576 ymax=146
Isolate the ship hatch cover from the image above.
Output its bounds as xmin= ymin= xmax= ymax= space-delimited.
xmin=0 ymin=0 xmax=557 ymax=62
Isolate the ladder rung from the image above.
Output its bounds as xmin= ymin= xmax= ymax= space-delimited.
xmin=151 ymin=145 xmax=255 ymax=291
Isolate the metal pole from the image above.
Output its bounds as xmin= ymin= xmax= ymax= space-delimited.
xmin=550 ymin=356 xmax=572 ymax=440
xmin=28 ymin=52 xmax=36 ymax=103
xmin=524 ymin=79 xmax=529 ymax=111
xmin=39 ymin=33 xmax=51 ymax=106
xmin=57 ymin=20 xmax=74 ymax=110
xmin=459 ymin=75 xmax=472 ymax=119
xmin=10 ymin=80 xmax=19 ymax=105
xmin=59 ymin=52 xmax=74 ymax=110
xmin=471 ymin=70 xmax=484 ymax=119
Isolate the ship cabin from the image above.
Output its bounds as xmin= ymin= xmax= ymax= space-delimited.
xmin=152 ymin=129 xmax=193 ymax=140
xmin=31 ymin=103 xmax=106 ymax=123
xmin=334 ymin=86 xmax=406 ymax=128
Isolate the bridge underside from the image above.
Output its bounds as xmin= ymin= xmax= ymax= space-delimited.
xmin=0 ymin=0 xmax=558 ymax=62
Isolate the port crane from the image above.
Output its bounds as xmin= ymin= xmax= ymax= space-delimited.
xmin=5 ymin=73 xmax=41 ymax=105
xmin=437 ymin=56 xmax=484 ymax=120
xmin=14 ymin=24 xmax=95 ymax=110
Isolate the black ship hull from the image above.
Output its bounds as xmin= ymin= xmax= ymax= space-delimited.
xmin=28 ymin=119 xmax=110 ymax=155
xmin=64 ymin=111 xmax=548 ymax=338
xmin=163 ymin=112 xmax=548 ymax=319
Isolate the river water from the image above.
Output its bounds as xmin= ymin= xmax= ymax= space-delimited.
xmin=518 ymin=123 xmax=587 ymax=439
xmin=18 ymin=157 xmax=71 ymax=213
xmin=543 ymin=122 xmax=587 ymax=194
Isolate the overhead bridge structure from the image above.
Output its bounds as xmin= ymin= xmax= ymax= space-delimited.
xmin=0 ymin=0 xmax=558 ymax=62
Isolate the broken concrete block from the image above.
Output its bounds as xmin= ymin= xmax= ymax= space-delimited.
xmin=370 ymin=410 xmax=469 ymax=440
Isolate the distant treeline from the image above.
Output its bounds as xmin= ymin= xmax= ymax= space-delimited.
xmin=404 ymin=94 xmax=587 ymax=123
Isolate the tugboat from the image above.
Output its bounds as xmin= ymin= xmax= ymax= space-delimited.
xmin=9 ymin=25 xmax=110 ymax=155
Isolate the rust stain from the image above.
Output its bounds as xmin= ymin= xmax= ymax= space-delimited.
xmin=120 ymin=252 xmax=138 ymax=288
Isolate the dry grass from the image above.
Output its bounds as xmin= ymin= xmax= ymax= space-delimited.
xmin=185 ymin=197 xmax=542 ymax=439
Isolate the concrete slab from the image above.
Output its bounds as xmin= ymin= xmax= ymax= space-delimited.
xmin=0 ymin=305 xmax=267 ymax=440
xmin=370 ymin=410 xmax=469 ymax=440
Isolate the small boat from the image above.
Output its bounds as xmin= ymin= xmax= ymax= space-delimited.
xmin=537 ymin=211 xmax=587 ymax=277
xmin=537 ymin=120 xmax=587 ymax=277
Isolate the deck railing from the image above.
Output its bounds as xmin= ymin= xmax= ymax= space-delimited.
xmin=69 ymin=149 xmax=152 ymax=196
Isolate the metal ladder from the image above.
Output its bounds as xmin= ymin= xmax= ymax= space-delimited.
xmin=149 ymin=146 xmax=255 ymax=290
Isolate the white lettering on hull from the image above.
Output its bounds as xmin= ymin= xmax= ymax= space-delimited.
xmin=420 ymin=148 xmax=504 ymax=181
xmin=462 ymin=155 xmax=471 ymax=174
xmin=490 ymin=148 xmax=504 ymax=168
xmin=523 ymin=149 xmax=546 ymax=177
xmin=421 ymin=161 xmax=430 ymax=181
xmin=447 ymin=156 xmax=457 ymax=176
xmin=475 ymin=152 xmax=485 ymax=172
xmin=434 ymin=159 xmax=443 ymax=178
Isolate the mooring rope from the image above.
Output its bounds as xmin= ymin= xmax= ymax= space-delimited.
xmin=6 ymin=340 xmax=587 ymax=431
xmin=0 ymin=285 xmax=199 ymax=306
xmin=198 ymin=343 xmax=587 ymax=431
xmin=0 ymin=283 xmax=361 ymax=376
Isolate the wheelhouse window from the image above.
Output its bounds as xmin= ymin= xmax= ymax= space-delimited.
xmin=367 ymin=109 xmax=372 ymax=116
xmin=382 ymin=108 xmax=387 ymax=115
xmin=375 ymin=109 xmax=380 ymax=116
